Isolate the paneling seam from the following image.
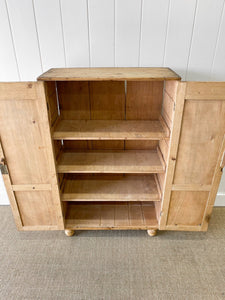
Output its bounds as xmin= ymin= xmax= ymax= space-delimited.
xmin=114 ymin=0 xmax=116 ymax=67
xmin=162 ymin=0 xmax=171 ymax=67
xmin=59 ymin=0 xmax=67 ymax=67
xmin=209 ymin=0 xmax=225 ymax=80
xmin=4 ymin=0 xmax=20 ymax=80
xmin=138 ymin=0 xmax=143 ymax=67
xmin=184 ymin=0 xmax=198 ymax=80
xmin=32 ymin=0 xmax=43 ymax=72
xmin=86 ymin=0 xmax=91 ymax=67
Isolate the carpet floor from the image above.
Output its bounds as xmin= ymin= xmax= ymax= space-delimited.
xmin=0 ymin=206 xmax=225 ymax=300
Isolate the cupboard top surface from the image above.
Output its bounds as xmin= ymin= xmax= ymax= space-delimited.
xmin=37 ymin=67 xmax=181 ymax=81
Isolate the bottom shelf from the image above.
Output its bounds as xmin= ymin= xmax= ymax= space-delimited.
xmin=65 ymin=202 xmax=158 ymax=230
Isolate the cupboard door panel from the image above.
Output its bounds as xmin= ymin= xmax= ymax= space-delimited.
xmin=173 ymin=100 xmax=225 ymax=185
xmin=0 ymin=82 xmax=63 ymax=230
xmin=0 ymin=97 xmax=51 ymax=184
xmin=164 ymin=82 xmax=225 ymax=231
xmin=16 ymin=191 xmax=57 ymax=227
xmin=167 ymin=191 xmax=209 ymax=227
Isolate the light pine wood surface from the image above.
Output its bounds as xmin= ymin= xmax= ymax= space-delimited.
xmin=1 ymin=68 xmax=224 ymax=233
xmin=65 ymin=202 xmax=158 ymax=230
xmin=38 ymin=67 xmax=181 ymax=81
xmin=57 ymin=150 xmax=165 ymax=174
xmin=53 ymin=120 xmax=169 ymax=140
xmin=62 ymin=175 xmax=160 ymax=202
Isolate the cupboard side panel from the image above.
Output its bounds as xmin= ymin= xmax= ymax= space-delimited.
xmin=44 ymin=81 xmax=59 ymax=127
xmin=159 ymin=81 xmax=186 ymax=229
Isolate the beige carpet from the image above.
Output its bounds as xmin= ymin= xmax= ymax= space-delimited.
xmin=0 ymin=206 xmax=225 ymax=300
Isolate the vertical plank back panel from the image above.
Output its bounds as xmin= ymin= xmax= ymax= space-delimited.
xmin=89 ymin=81 xmax=125 ymax=120
xmin=89 ymin=81 xmax=125 ymax=150
xmin=126 ymin=81 xmax=163 ymax=120
xmin=57 ymin=81 xmax=90 ymax=120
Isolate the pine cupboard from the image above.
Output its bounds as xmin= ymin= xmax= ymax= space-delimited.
xmin=0 ymin=68 xmax=224 ymax=237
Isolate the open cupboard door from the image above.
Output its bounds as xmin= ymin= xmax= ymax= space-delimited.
xmin=160 ymin=82 xmax=225 ymax=231
xmin=0 ymin=82 xmax=64 ymax=230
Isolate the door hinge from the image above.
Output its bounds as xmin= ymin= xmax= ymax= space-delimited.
xmin=221 ymin=151 xmax=225 ymax=169
xmin=0 ymin=158 xmax=8 ymax=174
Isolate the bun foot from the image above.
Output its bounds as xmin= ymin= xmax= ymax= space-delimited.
xmin=147 ymin=229 xmax=157 ymax=237
xmin=65 ymin=230 xmax=75 ymax=237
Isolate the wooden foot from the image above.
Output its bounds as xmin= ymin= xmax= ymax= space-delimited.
xmin=147 ymin=229 xmax=157 ymax=237
xmin=65 ymin=230 xmax=75 ymax=237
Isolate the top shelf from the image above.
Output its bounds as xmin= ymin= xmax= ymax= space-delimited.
xmin=53 ymin=119 xmax=169 ymax=140
xmin=37 ymin=67 xmax=181 ymax=81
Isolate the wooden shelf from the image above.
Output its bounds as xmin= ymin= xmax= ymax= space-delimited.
xmin=57 ymin=150 xmax=165 ymax=174
xmin=65 ymin=202 xmax=158 ymax=230
xmin=38 ymin=67 xmax=181 ymax=81
xmin=53 ymin=120 xmax=169 ymax=140
xmin=62 ymin=175 xmax=160 ymax=202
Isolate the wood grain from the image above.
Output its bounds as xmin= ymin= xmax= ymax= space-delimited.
xmin=57 ymin=81 xmax=90 ymax=120
xmin=0 ymin=82 xmax=37 ymax=100
xmin=0 ymin=139 xmax=23 ymax=229
xmin=126 ymin=81 xmax=163 ymax=120
xmin=167 ymin=191 xmax=209 ymax=226
xmin=0 ymin=82 xmax=64 ymax=229
xmin=16 ymin=191 xmax=57 ymax=226
xmin=62 ymin=175 xmax=160 ymax=202
xmin=38 ymin=67 xmax=181 ymax=81
xmin=53 ymin=120 xmax=169 ymax=140
xmin=186 ymin=82 xmax=225 ymax=100
xmin=65 ymin=202 xmax=158 ymax=230
xmin=57 ymin=150 xmax=165 ymax=174
xmin=159 ymin=82 xmax=186 ymax=229
xmin=90 ymin=81 xmax=125 ymax=119
xmin=44 ymin=81 xmax=58 ymax=126
xmin=173 ymin=100 xmax=225 ymax=184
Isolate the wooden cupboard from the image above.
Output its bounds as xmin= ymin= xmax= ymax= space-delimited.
xmin=0 ymin=68 xmax=224 ymax=236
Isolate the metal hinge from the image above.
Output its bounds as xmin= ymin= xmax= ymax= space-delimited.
xmin=0 ymin=164 xmax=8 ymax=174
xmin=0 ymin=158 xmax=8 ymax=174
xmin=221 ymin=151 xmax=225 ymax=170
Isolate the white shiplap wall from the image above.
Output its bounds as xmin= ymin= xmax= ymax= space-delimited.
xmin=0 ymin=0 xmax=225 ymax=205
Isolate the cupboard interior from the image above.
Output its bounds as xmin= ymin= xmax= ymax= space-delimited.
xmin=45 ymin=80 xmax=173 ymax=229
